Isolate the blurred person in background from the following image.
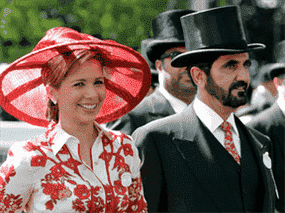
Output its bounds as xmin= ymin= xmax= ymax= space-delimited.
xmin=246 ymin=53 xmax=285 ymax=213
xmin=133 ymin=6 xmax=278 ymax=212
xmin=0 ymin=63 xmax=19 ymax=121
xmin=0 ymin=27 xmax=149 ymax=212
xmin=105 ymin=9 xmax=196 ymax=135
xmin=237 ymin=41 xmax=285 ymax=123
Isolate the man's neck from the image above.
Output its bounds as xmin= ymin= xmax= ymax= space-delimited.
xmin=198 ymin=93 xmax=233 ymax=121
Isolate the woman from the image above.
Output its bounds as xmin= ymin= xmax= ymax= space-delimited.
xmin=0 ymin=27 xmax=150 ymax=212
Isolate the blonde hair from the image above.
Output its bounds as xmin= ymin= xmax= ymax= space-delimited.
xmin=42 ymin=49 xmax=106 ymax=123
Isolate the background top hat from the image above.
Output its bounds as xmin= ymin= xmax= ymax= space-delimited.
xmin=171 ymin=6 xmax=266 ymax=67
xmin=257 ymin=40 xmax=285 ymax=83
xmin=146 ymin=9 xmax=196 ymax=64
xmin=141 ymin=38 xmax=157 ymax=72
xmin=141 ymin=38 xmax=159 ymax=87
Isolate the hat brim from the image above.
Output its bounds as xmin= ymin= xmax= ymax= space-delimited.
xmin=146 ymin=39 xmax=185 ymax=64
xmin=171 ymin=43 xmax=266 ymax=67
xmin=0 ymin=39 xmax=151 ymax=127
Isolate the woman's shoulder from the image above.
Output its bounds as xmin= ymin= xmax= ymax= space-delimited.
xmin=8 ymin=133 xmax=53 ymax=161
xmin=104 ymin=129 xmax=133 ymax=145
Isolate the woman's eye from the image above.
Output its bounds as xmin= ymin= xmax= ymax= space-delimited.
xmin=95 ymin=80 xmax=104 ymax=85
xmin=74 ymin=82 xmax=84 ymax=87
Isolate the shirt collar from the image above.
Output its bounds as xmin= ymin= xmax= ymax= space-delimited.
xmin=158 ymin=85 xmax=187 ymax=114
xmin=48 ymin=122 xmax=113 ymax=155
xmin=277 ymin=96 xmax=285 ymax=116
xmin=193 ymin=98 xmax=239 ymax=136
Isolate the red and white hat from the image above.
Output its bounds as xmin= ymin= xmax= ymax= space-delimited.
xmin=0 ymin=27 xmax=151 ymax=127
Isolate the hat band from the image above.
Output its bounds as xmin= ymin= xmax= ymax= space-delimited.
xmin=190 ymin=40 xmax=248 ymax=51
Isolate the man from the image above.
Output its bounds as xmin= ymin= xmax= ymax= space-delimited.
xmin=105 ymin=9 xmax=196 ymax=135
xmin=236 ymin=41 xmax=285 ymax=123
xmin=247 ymin=65 xmax=285 ymax=213
xmin=133 ymin=6 xmax=278 ymax=212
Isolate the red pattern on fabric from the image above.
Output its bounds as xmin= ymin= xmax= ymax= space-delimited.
xmin=221 ymin=121 xmax=240 ymax=163
xmin=0 ymin=164 xmax=23 ymax=213
xmin=0 ymin=125 xmax=147 ymax=212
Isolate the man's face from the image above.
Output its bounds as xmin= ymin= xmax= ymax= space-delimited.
xmin=205 ymin=52 xmax=251 ymax=108
xmin=160 ymin=47 xmax=195 ymax=93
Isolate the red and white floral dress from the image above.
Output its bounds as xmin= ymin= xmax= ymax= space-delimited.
xmin=0 ymin=122 xmax=147 ymax=212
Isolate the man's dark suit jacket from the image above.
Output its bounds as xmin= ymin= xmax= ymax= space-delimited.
xmin=106 ymin=89 xmax=175 ymax=135
xmin=132 ymin=104 xmax=277 ymax=212
xmin=247 ymin=102 xmax=284 ymax=212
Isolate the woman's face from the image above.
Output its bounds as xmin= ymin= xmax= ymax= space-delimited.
xmin=50 ymin=59 xmax=106 ymax=126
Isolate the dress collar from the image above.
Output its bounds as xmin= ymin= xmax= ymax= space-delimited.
xmin=193 ymin=98 xmax=239 ymax=136
xmin=46 ymin=121 xmax=113 ymax=155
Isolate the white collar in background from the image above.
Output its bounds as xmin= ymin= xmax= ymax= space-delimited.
xmin=277 ymin=96 xmax=285 ymax=116
xmin=158 ymin=85 xmax=187 ymax=114
xmin=193 ymin=98 xmax=239 ymax=136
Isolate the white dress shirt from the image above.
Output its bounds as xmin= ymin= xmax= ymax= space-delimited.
xmin=158 ymin=86 xmax=187 ymax=114
xmin=193 ymin=98 xmax=241 ymax=157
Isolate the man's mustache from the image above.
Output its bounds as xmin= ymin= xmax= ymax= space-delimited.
xmin=229 ymin=81 xmax=248 ymax=91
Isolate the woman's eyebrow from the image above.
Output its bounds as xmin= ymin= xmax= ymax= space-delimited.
xmin=72 ymin=77 xmax=104 ymax=83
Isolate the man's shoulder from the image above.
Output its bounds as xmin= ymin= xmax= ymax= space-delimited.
xmin=133 ymin=108 xmax=194 ymax=135
xmin=129 ymin=90 xmax=166 ymax=115
xmin=247 ymin=103 xmax=283 ymax=127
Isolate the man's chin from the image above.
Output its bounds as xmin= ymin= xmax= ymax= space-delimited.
xmin=222 ymin=94 xmax=248 ymax=108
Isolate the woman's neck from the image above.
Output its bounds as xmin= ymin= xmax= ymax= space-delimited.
xmin=60 ymin=119 xmax=97 ymax=146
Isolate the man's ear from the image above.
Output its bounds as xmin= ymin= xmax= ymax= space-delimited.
xmin=273 ymin=77 xmax=283 ymax=90
xmin=46 ymin=85 xmax=57 ymax=104
xmin=155 ymin=59 xmax=163 ymax=72
xmin=190 ymin=66 xmax=207 ymax=89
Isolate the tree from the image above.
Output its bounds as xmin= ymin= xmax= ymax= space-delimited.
xmin=0 ymin=0 xmax=189 ymax=63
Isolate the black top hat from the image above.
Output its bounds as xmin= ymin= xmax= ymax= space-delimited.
xmin=274 ymin=40 xmax=285 ymax=64
xmin=141 ymin=38 xmax=157 ymax=72
xmin=146 ymin=9 xmax=196 ymax=64
xmin=171 ymin=6 xmax=266 ymax=67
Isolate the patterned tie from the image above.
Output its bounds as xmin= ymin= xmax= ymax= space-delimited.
xmin=221 ymin=121 xmax=240 ymax=164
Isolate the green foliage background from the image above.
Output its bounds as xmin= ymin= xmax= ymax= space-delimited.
xmin=0 ymin=0 xmax=189 ymax=63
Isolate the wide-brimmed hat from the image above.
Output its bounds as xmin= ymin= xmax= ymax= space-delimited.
xmin=0 ymin=27 xmax=151 ymax=127
xmin=146 ymin=9 xmax=196 ymax=64
xmin=171 ymin=6 xmax=266 ymax=67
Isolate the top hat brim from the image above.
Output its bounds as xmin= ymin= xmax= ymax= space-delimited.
xmin=171 ymin=43 xmax=266 ymax=67
xmin=146 ymin=39 xmax=185 ymax=64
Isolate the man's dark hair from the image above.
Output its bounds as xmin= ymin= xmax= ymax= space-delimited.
xmin=186 ymin=54 xmax=221 ymax=91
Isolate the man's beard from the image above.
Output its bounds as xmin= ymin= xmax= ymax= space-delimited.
xmin=205 ymin=74 xmax=248 ymax=108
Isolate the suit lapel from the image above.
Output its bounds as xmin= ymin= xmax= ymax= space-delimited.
xmin=172 ymin=105 xmax=240 ymax=212
xmin=235 ymin=117 xmax=277 ymax=212
xmin=148 ymin=89 xmax=175 ymax=118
